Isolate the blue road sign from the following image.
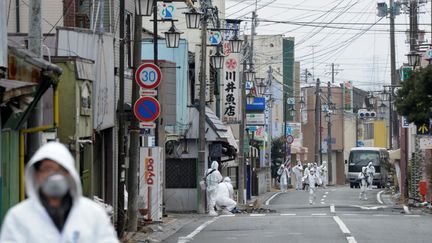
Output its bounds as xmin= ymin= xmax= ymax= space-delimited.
xmin=134 ymin=97 xmax=161 ymax=123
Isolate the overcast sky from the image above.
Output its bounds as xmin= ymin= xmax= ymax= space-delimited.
xmin=224 ymin=0 xmax=432 ymax=91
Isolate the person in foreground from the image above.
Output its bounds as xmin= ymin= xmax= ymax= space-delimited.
xmin=0 ymin=142 xmax=119 ymax=243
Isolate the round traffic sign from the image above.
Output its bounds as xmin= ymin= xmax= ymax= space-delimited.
xmin=286 ymin=135 xmax=294 ymax=145
xmin=135 ymin=63 xmax=162 ymax=89
xmin=134 ymin=96 xmax=161 ymax=122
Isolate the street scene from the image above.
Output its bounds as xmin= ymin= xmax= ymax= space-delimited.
xmin=1 ymin=0 xmax=432 ymax=243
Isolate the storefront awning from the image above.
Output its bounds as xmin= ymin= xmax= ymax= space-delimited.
xmin=389 ymin=149 xmax=400 ymax=162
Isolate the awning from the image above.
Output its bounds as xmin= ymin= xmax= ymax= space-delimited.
xmin=389 ymin=149 xmax=400 ymax=162
xmin=0 ymin=79 xmax=37 ymax=104
xmin=186 ymin=106 xmax=239 ymax=151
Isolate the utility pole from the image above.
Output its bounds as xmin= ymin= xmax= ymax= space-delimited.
xmin=117 ymin=0 xmax=126 ymax=237
xmin=27 ymin=0 xmax=43 ymax=158
xmin=314 ymin=78 xmax=321 ymax=163
xmin=327 ymin=81 xmax=332 ymax=181
xmin=127 ymin=12 xmax=142 ymax=232
xmin=238 ymin=35 xmax=249 ymax=205
xmin=389 ymin=0 xmax=397 ymax=149
xmin=198 ymin=2 xmax=209 ymax=214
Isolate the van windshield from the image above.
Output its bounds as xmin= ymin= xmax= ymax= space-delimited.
xmin=350 ymin=150 xmax=380 ymax=166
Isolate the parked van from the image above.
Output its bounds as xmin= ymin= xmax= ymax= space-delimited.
xmin=347 ymin=147 xmax=389 ymax=188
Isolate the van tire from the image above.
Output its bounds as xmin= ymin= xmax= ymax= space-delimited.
xmin=350 ymin=183 xmax=354 ymax=188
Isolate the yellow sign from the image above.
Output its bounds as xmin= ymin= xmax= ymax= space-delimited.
xmin=418 ymin=124 xmax=429 ymax=134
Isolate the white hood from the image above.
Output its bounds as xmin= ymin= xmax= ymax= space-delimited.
xmin=211 ymin=161 xmax=219 ymax=170
xmin=25 ymin=142 xmax=82 ymax=203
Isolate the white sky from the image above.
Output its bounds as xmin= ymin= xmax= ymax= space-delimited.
xmin=224 ymin=0 xmax=432 ymax=91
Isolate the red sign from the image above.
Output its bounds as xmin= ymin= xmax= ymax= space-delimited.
xmin=286 ymin=135 xmax=294 ymax=144
xmin=135 ymin=63 xmax=162 ymax=89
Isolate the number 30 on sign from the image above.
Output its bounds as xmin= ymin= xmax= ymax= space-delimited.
xmin=135 ymin=63 xmax=162 ymax=89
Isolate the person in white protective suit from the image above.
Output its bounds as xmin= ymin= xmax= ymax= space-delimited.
xmin=277 ymin=164 xmax=290 ymax=192
xmin=215 ymin=177 xmax=237 ymax=214
xmin=358 ymin=166 xmax=368 ymax=200
xmin=303 ymin=163 xmax=312 ymax=190
xmin=366 ymin=161 xmax=375 ymax=189
xmin=318 ymin=161 xmax=328 ymax=189
xmin=292 ymin=161 xmax=304 ymax=190
xmin=0 ymin=142 xmax=118 ymax=243
xmin=302 ymin=168 xmax=322 ymax=205
xmin=205 ymin=161 xmax=223 ymax=216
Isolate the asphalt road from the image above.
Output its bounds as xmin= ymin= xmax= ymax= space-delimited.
xmin=163 ymin=186 xmax=432 ymax=243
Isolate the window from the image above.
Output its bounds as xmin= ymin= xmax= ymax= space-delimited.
xmin=364 ymin=123 xmax=374 ymax=140
xmin=166 ymin=159 xmax=197 ymax=188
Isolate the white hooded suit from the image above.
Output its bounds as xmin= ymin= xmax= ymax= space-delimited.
xmin=0 ymin=142 xmax=118 ymax=243
xmin=215 ymin=177 xmax=237 ymax=212
xmin=205 ymin=161 xmax=223 ymax=215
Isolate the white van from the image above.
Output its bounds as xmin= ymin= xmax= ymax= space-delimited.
xmin=347 ymin=147 xmax=389 ymax=188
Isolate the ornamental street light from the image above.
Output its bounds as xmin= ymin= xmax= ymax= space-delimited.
xmin=210 ymin=49 xmax=225 ymax=69
xmin=229 ymin=34 xmax=243 ymax=53
xmin=184 ymin=9 xmax=202 ymax=29
xmin=407 ymin=51 xmax=421 ymax=67
xmin=288 ymin=106 xmax=296 ymax=117
xmin=246 ymin=91 xmax=255 ymax=105
xmin=164 ymin=22 xmax=183 ymax=48
xmin=136 ymin=0 xmax=153 ymax=16
xmin=244 ymin=68 xmax=256 ymax=82
xmin=378 ymin=101 xmax=387 ymax=115
xmin=256 ymin=78 xmax=267 ymax=96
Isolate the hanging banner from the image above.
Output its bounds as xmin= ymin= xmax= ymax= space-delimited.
xmin=222 ymin=53 xmax=241 ymax=124
xmin=343 ymin=81 xmax=353 ymax=113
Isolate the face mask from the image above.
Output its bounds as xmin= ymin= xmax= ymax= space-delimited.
xmin=41 ymin=174 xmax=69 ymax=198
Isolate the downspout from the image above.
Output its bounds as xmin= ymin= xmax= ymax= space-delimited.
xmin=16 ymin=0 xmax=20 ymax=32
xmin=19 ymin=83 xmax=60 ymax=201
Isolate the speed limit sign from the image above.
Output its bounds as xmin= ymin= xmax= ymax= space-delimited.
xmin=135 ymin=63 xmax=162 ymax=89
xmin=286 ymin=135 xmax=294 ymax=145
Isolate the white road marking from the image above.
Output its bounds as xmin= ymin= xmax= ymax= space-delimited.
xmin=373 ymin=214 xmax=389 ymax=217
xmin=342 ymin=214 xmax=359 ymax=216
xmin=377 ymin=190 xmax=384 ymax=204
xmin=219 ymin=214 xmax=235 ymax=217
xmin=320 ymin=202 xmax=326 ymax=205
xmin=250 ymin=214 xmax=266 ymax=217
xmin=265 ymin=192 xmax=281 ymax=206
xmin=178 ymin=217 xmax=219 ymax=243
xmin=312 ymin=213 xmax=327 ymax=216
xmin=321 ymin=198 xmax=325 ymax=201
xmin=323 ymin=195 xmax=327 ymax=198
xmin=330 ymin=205 xmax=336 ymax=213
xmin=280 ymin=213 xmax=297 ymax=216
xmin=403 ymin=205 xmax=411 ymax=214
xmin=351 ymin=205 xmax=387 ymax=210
xmin=325 ymin=191 xmax=329 ymax=194
xmin=404 ymin=215 xmax=420 ymax=217
xmin=347 ymin=236 xmax=358 ymax=243
xmin=333 ymin=216 xmax=351 ymax=234
xmin=333 ymin=216 xmax=359 ymax=243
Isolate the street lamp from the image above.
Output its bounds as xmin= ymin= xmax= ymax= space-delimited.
xmin=407 ymin=51 xmax=421 ymax=68
xmin=210 ymin=49 xmax=226 ymax=69
xmin=288 ymin=106 xmax=296 ymax=117
xmin=367 ymin=93 xmax=376 ymax=107
xmin=229 ymin=34 xmax=243 ymax=53
xmin=378 ymin=101 xmax=387 ymax=115
xmin=136 ymin=0 xmax=153 ymax=16
xmin=246 ymin=91 xmax=255 ymax=105
xmin=256 ymin=78 xmax=267 ymax=96
xmin=164 ymin=22 xmax=183 ymax=48
xmin=184 ymin=9 xmax=202 ymax=29
xmin=325 ymin=112 xmax=331 ymax=122
xmin=299 ymin=96 xmax=305 ymax=109
xmin=244 ymin=68 xmax=256 ymax=82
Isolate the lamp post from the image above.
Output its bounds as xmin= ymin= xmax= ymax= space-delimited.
xmin=210 ymin=49 xmax=226 ymax=69
xmin=229 ymin=34 xmax=243 ymax=54
xmin=164 ymin=22 xmax=183 ymax=48
xmin=407 ymin=51 xmax=421 ymax=68
xmin=184 ymin=9 xmax=202 ymax=29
